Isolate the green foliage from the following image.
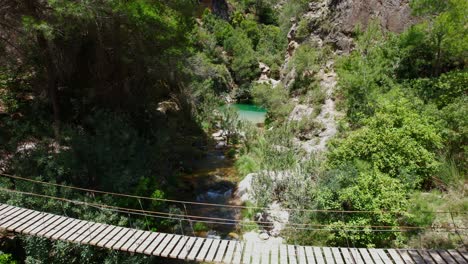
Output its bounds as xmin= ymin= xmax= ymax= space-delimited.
xmin=255 ymin=25 xmax=287 ymax=78
xmin=311 ymin=164 xmax=410 ymax=247
xmin=329 ymin=92 xmax=442 ymax=186
xmin=251 ymin=83 xmax=293 ymax=122
xmin=193 ymin=222 xmax=209 ymax=232
xmin=289 ymin=44 xmax=331 ymax=95
xmin=278 ymin=0 xmax=309 ymax=33
xmin=235 ymin=154 xmax=260 ymax=176
xmin=295 ymin=18 xmax=310 ymax=41
xmin=336 ymin=21 xmax=397 ymax=123
xmin=223 ymin=29 xmax=259 ymax=84
xmin=401 ymin=0 xmax=468 ymax=77
xmin=0 ymin=253 xmax=16 ymax=264
xmin=435 ymin=97 xmax=468 ymax=169
xmin=409 ymin=70 xmax=467 ymax=108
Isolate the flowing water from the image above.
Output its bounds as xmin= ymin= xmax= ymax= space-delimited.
xmin=179 ymin=104 xmax=266 ymax=238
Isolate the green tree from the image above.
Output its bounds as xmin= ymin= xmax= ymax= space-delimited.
xmin=408 ymin=0 xmax=467 ymax=76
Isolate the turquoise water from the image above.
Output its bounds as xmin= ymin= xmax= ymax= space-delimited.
xmin=231 ymin=104 xmax=267 ymax=124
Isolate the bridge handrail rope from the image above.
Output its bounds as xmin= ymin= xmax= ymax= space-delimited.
xmin=1 ymin=173 xmax=466 ymax=215
xmin=0 ymin=187 xmax=467 ymax=234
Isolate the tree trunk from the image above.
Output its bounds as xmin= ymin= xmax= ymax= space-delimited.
xmin=24 ymin=0 xmax=60 ymax=138
xmin=433 ymin=32 xmax=444 ymax=77
xmin=38 ymin=35 xmax=61 ymax=138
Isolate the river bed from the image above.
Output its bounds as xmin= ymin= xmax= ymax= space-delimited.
xmin=177 ymin=104 xmax=266 ymax=238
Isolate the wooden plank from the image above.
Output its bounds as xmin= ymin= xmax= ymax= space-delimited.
xmin=3 ymin=208 xmax=40 ymax=231
xmin=297 ymin=246 xmax=307 ymax=264
xmin=387 ymin=249 xmax=405 ymax=264
xmin=358 ymin=248 xmax=374 ymax=264
xmin=458 ymin=250 xmax=468 ymax=261
xmin=28 ymin=214 xmax=63 ymax=234
xmin=447 ymin=250 xmax=466 ymax=264
xmin=340 ymin=248 xmax=355 ymax=264
xmin=367 ymin=249 xmax=384 ymax=264
xmin=135 ymin=232 xmax=159 ymax=254
xmin=86 ymin=225 xmax=116 ymax=246
xmin=0 ymin=206 xmax=22 ymax=225
xmin=205 ymin=239 xmax=220 ymax=262
xmin=94 ymin=226 xmax=123 ymax=247
xmin=0 ymin=204 xmax=8 ymax=212
xmin=111 ymin=228 xmax=139 ymax=250
xmin=427 ymin=250 xmax=446 ymax=264
xmin=36 ymin=216 xmax=71 ymax=237
xmin=7 ymin=210 xmax=41 ymax=231
xmin=0 ymin=207 xmax=28 ymax=226
xmin=161 ymin=235 xmax=182 ymax=258
xmin=15 ymin=212 xmax=49 ymax=234
xmin=418 ymin=250 xmax=435 ymax=264
xmin=177 ymin=236 xmax=196 ymax=260
xmin=50 ymin=219 xmax=83 ymax=240
xmin=243 ymin=241 xmax=254 ymax=264
xmin=375 ymin=249 xmax=392 ymax=263
xmin=144 ymin=233 xmax=166 ymax=255
xmin=436 ymin=250 xmax=457 ymax=264
xmin=251 ymin=242 xmax=262 ymax=264
xmin=187 ymin=237 xmax=204 ymax=261
xmin=75 ymin=223 xmax=104 ymax=243
xmin=323 ymin=247 xmax=335 ymax=264
xmin=280 ymin=244 xmax=288 ymax=264
xmin=397 ymin=250 xmax=415 ymax=264
xmin=45 ymin=217 xmax=78 ymax=239
xmin=407 ymin=250 xmax=425 ymax=264
xmin=0 ymin=205 xmax=20 ymax=215
xmin=91 ymin=226 xmax=122 ymax=248
xmin=169 ymin=236 xmax=188 ymax=259
xmin=232 ymin=241 xmax=244 ymax=264
xmin=214 ymin=239 xmax=228 ymax=263
xmin=62 ymin=220 xmax=89 ymax=241
xmin=270 ymin=243 xmax=279 ymax=264
xmin=223 ymin=240 xmax=237 ymax=263
xmin=127 ymin=231 xmax=150 ymax=253
xmin=305 ymin=246 xmax=316 ymax=264
xmin=0 ymin=206 xmax=24 ymax=224
xmin=314 ymin=247 xmax=325 ymax=264
xmin=349 ymin=248 xmax=364 ymax=264
xmin=59 ymin=220 xmax=88 ymax=241
xmin=23 ymin=213 xmax=58 ymax=235
xmin=105 ymin=227 xmax=132 ymax=248
xmin=114 ymin=229 xmax=145 ymax=251
xmin=0 ymin=205 xmax=17 ymax=216
xmin=153 ymin=234 xmax=174 ymax=256
xmin=196 ymin=238 xmax=213 ymax=261
xmin=288 ymin=245 xmax=298 ymax=264
xmin=232 ymin=241 xmax=246 ymax=264
xmin=331 ymin=247 xmax=344 ymax=264
xmin=261 ymin=243 xmax=271 ymax=264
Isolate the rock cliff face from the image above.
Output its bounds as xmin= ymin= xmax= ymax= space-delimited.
xmin=302 ymin=0 xmax=416 ymax=51
xmin=330 ymin=0 xmax=415 ymax=34
xmin=212 ymin=0 xmax=229 ymax=20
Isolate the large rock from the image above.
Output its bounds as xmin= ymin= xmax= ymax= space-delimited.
xmin=266 ymin=202 xmax=290 ymax=237
xmin=235 ymin=173 xmax=254 ymax=203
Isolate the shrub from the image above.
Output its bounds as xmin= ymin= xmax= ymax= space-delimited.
xmin=328 ymin=91 xmax=442 ymax=186
xmin=251 ymin=83 xmax=293 ymax=122
xmin=295 ymin=18 xmax=310 ymax=41
xmin=193 ymin=222 xmax=209 ymax=232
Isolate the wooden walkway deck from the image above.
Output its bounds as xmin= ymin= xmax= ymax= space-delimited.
xmin=0 ymin=203 xmax=466 ymax=263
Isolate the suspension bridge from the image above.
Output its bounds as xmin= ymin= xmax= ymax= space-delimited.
xmin=0 ymin=203 xmax=467 ymax=263
xmin=0 ymin=173 xmax=467 ymax=263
